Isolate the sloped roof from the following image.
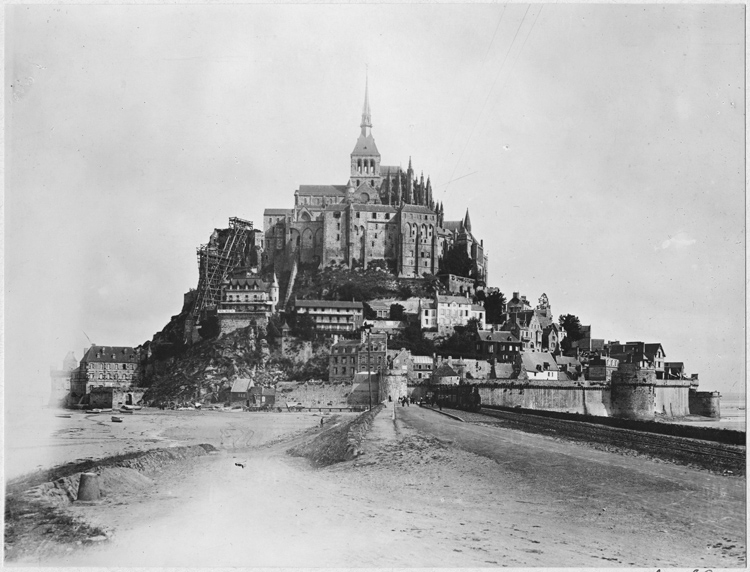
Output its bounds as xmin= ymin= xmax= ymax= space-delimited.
xmin=401 ymin=204 xmax=435 ymax=214
xmin=477 ymin=330 xmax=520 ymax=343
xmin=83 ymin=346 xmax=139 ymax=364
xmin=354 ymin=204 xmax=398 ymax=213
xmin=471 ymin=305 xmax=485 ymax=312
xmin=231 ymin=378 xmax=252 ymax=393
xmin=443 ymin=221 xmax=463 ymax=233
xmin=493 ymin=363 xmax=516 ymax=379
xmin=295 ymin=300 xmax=364 ymax=309
xmin=411 ymin=355 xmax=433 ymax=364
xmin=351 ymin=133 xmax=380 ymax=156
xmin=536 ymin=312 xmax=555 ymax=329
xmin=555 ymin=356 xmax=581 ymax=368
xmin=224 ymin=277 xmax=272 ymax=290
xmin=509 ymin=311 xmax=538 ymax=327
xmin=367 ymin=300 xmax=391 ymax=311
xmin=644 ymin=343 xmax=665 ymax=357
xmin=437 ymin=295 xmax=471 ymax=305
xmin=434 ymin=363 xmax=458 ymax=377
xmin=264 ymin=208 xmax=292 ymax=216
xmin=521 ymin=352 xmax=559 ymax=372
xmin=298 ymin=185 xmax=347 ymax=196
xmin=380 ymin=165 xmax=401 ymax=175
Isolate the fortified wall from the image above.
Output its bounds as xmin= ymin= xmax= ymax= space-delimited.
xmin=403 ymin=360 xmax=712 ymax=421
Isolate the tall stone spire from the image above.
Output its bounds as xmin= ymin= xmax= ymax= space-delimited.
xmin=463 ymin=208 xmax=472 ymax=233
xmin=361 ymin=73 xmax=372 ymax=137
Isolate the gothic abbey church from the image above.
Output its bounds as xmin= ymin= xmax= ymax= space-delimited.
xmin=262 ymin=82 xmax=488 ymax=281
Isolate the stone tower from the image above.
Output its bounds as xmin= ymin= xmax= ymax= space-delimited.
xmin=350 ymin=77 xmax=381 ymax=190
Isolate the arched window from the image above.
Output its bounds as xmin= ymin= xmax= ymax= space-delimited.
xmin=357 ymin=159 xmax=362 ymax=173
xmin=302 ymin=228 xmax=314 ymax=248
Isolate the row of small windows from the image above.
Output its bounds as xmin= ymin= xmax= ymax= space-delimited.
xmin=90 ymin=363 xmax=134 ymax=370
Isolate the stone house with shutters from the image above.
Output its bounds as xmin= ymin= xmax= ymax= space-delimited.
xmin=70 ymin=345 xmax=142 ymax=407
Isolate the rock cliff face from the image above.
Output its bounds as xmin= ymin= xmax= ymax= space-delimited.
xmin=141 ymin=325 xmax=332 ymax=405
xmin=142 ymin=325 xmax=269 ymax=405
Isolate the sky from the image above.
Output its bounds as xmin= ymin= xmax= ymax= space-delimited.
xmin=5 ymin=3 xmax=745 ymax=405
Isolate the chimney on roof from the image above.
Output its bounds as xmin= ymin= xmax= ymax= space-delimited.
xmin=513 ymin=292 xmax=519 ymax=299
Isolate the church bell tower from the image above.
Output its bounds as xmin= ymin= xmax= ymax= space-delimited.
xmin=350 ymin=76 xmax=381 ymax=195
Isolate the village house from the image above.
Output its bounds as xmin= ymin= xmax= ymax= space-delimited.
xmin=329 ymin=331 xmax=387 ymax=382
xmin=435 ymin=293 xmax=485 ymax=336
xmin=217 ymin=270 xmax=279 ymax=335
xmin=607 ymin=341 xmax=667 ymax=379
xmin=474 ymin=329 xmax=522 ymax=362
xmin=519 ymin=352 xmax=559 ymax=381
xmin=502 ymin=310 xmax=543 ymax=352
xmin=294 ymin=299 xmax=364 ymax=334
xmin=70 ymin=345 xmax=143 ymax=408
xmin=506 ymin=291 xmax=532 ymax=314
xmin=230 ymin=378 xmax=253 ymax=406
xmin=588 ymin=356 xmax=619 ymax=381
xmin=432 ymin=362 xmax=460 ymax=385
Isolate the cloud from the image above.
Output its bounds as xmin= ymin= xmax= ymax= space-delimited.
xmin=656 ymin=232 xmax=697 ymax=251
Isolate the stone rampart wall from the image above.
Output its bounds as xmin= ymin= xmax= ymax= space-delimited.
xmin=379 ymin=373 xmax=407 ymax=402
xmin=347 ymin=377 xmax=380 ymax=406
xmin=277 ymin=383 xmax=351 ymax=407
xmin=689 ymin=390 xmax=721 ymax=418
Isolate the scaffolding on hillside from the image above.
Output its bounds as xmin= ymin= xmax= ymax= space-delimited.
xmin=192 ymin=217 xmax=254 ymax=317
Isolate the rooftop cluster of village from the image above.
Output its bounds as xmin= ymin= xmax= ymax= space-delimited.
xmin=50 ymin=83 xmax=719 ymax=420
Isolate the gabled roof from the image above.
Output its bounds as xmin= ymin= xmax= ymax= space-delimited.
xmin=434 ymin=363 xmax=458 ymax=377
xmin=224 ymin=277 xmax=272 ymax=290
xmin=477 ymin=330 xmax=520 ymax=344
xmin=231 ymin=378 xmax=252 ymax=393
xmin=442 ymin=221 xmax=463 ymax=233
xmin=351 ymin=133 xmax=380 ymax=156
xmin=82 ymin=346 xmax=139 ymax=364
xmin=555 ymin=356 xmax=581 ymax=368
xmin=644 ymin=343 xmax=665 ymax=357
xmin=521 ymin=352 xmax=559 ymax=372
xmin=493 ymin=363 xmax=516 ymax=379
xmin=509 ymin=311 xmax=538 ymax=328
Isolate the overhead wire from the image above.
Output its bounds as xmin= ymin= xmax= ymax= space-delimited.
xmin=443 ymin=4 xmax=532 ymax=195
xmin=439 ymin=5 xmax=507 ymax=174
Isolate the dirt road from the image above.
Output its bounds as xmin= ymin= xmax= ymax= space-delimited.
xmin=34 ymin=405 xmax=745 ymax=568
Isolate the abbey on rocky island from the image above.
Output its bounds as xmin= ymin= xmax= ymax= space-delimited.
xmin=262 ymin=81 xmax=488 ymax=281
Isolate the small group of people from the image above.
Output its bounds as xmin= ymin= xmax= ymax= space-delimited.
xmin=399 ymin=395 xmax=410 ymax=407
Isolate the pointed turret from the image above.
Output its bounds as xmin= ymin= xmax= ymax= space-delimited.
xmin=463 ymin=209 xmax=472 ymax=233
xmin=426 ymin=176 xmax=433 ymax=210
xmin=360 ymin=74 xmax=372 ymax=138
xmin=350 ymin=75 xmax=380 ymax=187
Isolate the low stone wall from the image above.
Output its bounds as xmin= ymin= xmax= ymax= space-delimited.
xmin=379 ymin=373 xmax=407 ymax=402
xmin=277 ymin=382 xmax=351 ymax=408
xmin=347 ymin=377 xmax=380 ymax=407
xmin=344 ymin=404 xmax=385 ymax=459
xmin=287 ymin=405 xmax=384 ymax=466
